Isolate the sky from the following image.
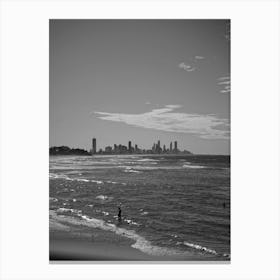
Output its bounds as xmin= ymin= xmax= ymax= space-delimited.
xmin=50 ymin=20 xmax=230 ymax=154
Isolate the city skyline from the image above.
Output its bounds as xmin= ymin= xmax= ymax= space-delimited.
xmin=89 ymin=138 xmax=186 ymax=155
xmin=50 ymin=20 xmax=230 ymax=155
xmin=49 ymin=137 xmax=190 ymax=155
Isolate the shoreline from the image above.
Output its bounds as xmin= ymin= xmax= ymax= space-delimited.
xmin=49 ymin=211 xmax=229 ymax=262
xmin=50 ymin=212 xmax=157 ymax=261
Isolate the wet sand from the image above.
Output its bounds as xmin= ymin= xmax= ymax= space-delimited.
xmin=50 ymin=232 xmax=154 ymax=261
xmin=49 ymin=211 xmax=226 ymax=262
xmin=50 ymin=212 xmax=154 ymax=261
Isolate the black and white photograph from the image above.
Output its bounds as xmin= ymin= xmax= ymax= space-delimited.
xmin=49 ymin=19 xmax=230 ymax=262
xmin=1 ymin=0 xmax=280 ymax=279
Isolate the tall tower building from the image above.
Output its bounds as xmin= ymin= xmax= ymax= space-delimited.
xmin=128 ymin=141 xmax=132 ymax=152
xmin=92 ymin=138 xmax=96 ymax=154
xmin=174 ymin=141 xmax=178 ymax=152
xmin=170 ymin=142 xmax=173 ymax=152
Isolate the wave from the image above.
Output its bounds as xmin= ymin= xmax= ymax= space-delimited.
xmin=139 ymin=209 xmax=148 ymax=216
xmin=49 ymin=173 xmax=104 ymax=184
xmin=124 ymin=168 xmax=141 ymax=173
xmin=120 ymin=165 xmax=180 ymax=171
xmin=106 ymin=180 xmax=118 ymax=184
xmin=96 ymin=195 xmax=114 ymax=202
xmin=123 ymin=218 xmax=140 ymax=226
xmin=183 ymin=241 xmax=217 ymax=255
xmin=182 ymin=164 xmax=205 ymax=169
xmin=51 ymin=210 xmax=193 ymax=258
xmin=137 ymin=158 xmax=159 ymax=162
xmin=137 ymin=158 xmax=157 ymax=162
xmin=57 ymin=207 xmax=82 ymax=215
xmin=92 ymin=180 xmax=103 ymax=184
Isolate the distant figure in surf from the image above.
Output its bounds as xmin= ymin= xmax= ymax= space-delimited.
xmin=118 ymin=205 xmax=122 ymax=222
xmin=223 ymin=202 xmax=226 ymax=208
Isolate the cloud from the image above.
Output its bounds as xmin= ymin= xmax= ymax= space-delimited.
xmin=178 ymin=62 xmax=195 ymax=72
xmin=217 ymin=76 xmax=231 ymax=94
xmin=94 ymin=105 xmax=229 ymax=140
xmin=178 ymin=55 xmax=205 ymax=72
xmin=218 ymin=76 xmax=230 ymax=81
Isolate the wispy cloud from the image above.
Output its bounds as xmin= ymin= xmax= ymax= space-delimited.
xmin=94 ymin=105 xmax=229 ymax=140
xmin=194 ymin=56 xmax=205 ymax=60
xmin=178 ymin=55 xmax=205 ymax=72
xmin=178 ymin=62 xmax=195 ymax=72
xmin=217 ymin=76 xmax=231 ymax=94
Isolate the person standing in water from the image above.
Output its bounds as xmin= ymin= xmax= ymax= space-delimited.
xmin=118 ymin=204 xmax=122 ymax=222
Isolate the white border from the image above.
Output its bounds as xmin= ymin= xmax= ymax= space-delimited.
xmin=1 ymin=0 xmax=279 ymax=279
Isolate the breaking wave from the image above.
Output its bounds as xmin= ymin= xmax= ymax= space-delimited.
xmin=49 ymin=173 xmax=104 ymax=184
xmin=182 ymin=164 xmax=205 ymax=169
xmin=51 ymin=210 xmax=194 ymax=258
xmin=183 ymin=241 xmax=217 ymax=255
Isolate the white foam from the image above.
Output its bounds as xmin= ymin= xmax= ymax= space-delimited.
xmin=124 ymin=218 xmax=140 ymax=226
xmin=124 ymin=169 xmax=141 ymax=173
xmin=57 ymin=207 xmax=81 ymax=215
xmin=182 ymin=164 xmax=205 ymax=169
xmin=91 ymin=180 xmax=103 ymax=184
xmin=96 ymin=195 xmax=107 ymax=200
xmin=79 ymin=179 xmax=90 ymax=182
xmin=183 ymin=241 xmax=217 ymax=255
xmin=137 ymin=158 xmax=159 ymax=162
xmin=96 ymin=195 xmax=113 ymax=202
xmin=127 ymin=165 xmax=183 ymax=171
xmin=50 ymin=173 xmax=103 ymax=184
xmin=52 ymin=210 xmax=190 ymax=257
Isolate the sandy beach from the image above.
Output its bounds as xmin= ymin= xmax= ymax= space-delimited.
xmin=50 ymin=210 xmax=154 ymax=261
xmin=50 ymin=210 xmax=227 ymax=262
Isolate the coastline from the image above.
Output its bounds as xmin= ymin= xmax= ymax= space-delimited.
xmin=49 ymin=211 xmax=228 ymax=262
xmin=50 ymin=211 xmax=157 ymax=261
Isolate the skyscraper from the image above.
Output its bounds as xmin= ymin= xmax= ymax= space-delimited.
xmin=156 ymin=140 xmax=161 ymax=153
xmin=174 ymin=141 xmax=178 ymax=152
xmin=128 ymin=141 xmax=132 ymax=152
xmin=170 ymin=142 xmax=173 ymax=153
xmin=92 ymin=138 xmax=96 ymax=154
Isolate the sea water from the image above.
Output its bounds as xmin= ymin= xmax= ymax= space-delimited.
xmin=49 ymin=154 xmax=230 ymax=260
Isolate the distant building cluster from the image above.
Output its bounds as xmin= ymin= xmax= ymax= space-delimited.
xmin=91 ymin=138 xmax=191 ymax=155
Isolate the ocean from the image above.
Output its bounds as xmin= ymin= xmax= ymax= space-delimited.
xmin=49 ymin=154 xmax=230 ymax=260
